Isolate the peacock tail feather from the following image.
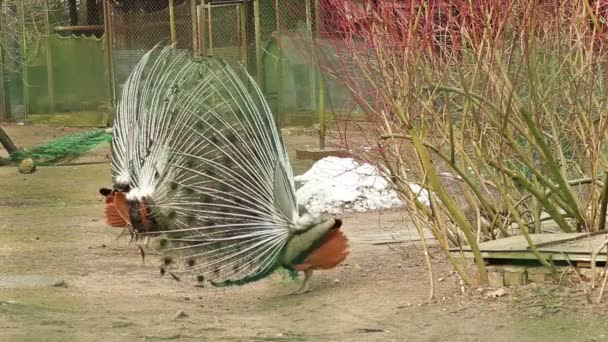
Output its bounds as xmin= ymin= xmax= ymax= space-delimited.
xmin=110 ymin=45 xmax=343 ymax=288
xmin=10 ymin=129 xmax=112 ymax=166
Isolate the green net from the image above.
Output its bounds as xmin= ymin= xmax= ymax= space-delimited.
xmin=25 ymin=34 xmax=110 ymax=115
xmin=10 ymin=129 xmax=112 ymax=165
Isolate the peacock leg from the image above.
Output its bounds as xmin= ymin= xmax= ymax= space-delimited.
xmin=137 ymin=236 xmax=150 ymax=264
xmin=290 ymin=270 xmax=313 ymax=295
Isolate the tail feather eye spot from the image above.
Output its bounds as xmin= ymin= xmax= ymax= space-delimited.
xmin=158 ymin=238 xmax=168 ymax=249
xmin=185 ymin=215 xmax=196 ymax=224
xmin=225 ymin=132 xmax=237 ymax=144
xmin=186 ymin=158 xmax=197 ymax=169
xmin=217 ymin=183 xmax=229 ymax=192
xmin=222 ymin=155 xmax=233 ymax=167
xmin=204 ymin=167 xmax=216 ymax=178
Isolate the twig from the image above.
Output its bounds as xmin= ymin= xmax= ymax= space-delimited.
xmin=591 ymin=237 xmax=608 ymax=289
xmin=597 ymin=261 xmax=608 ymax=303
xmin=597 ymin=171 xmax=608 ymax=231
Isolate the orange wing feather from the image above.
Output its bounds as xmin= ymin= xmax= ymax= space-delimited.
xmin=105 ymin=201 xmax=129 ymax=227
xmin=112 ymin=191 xmax=131 ymax=224
xmin=293 ymin=229 xmax=349 ymax=272
xmin=104 ymin=192 xmax=128 ymax=228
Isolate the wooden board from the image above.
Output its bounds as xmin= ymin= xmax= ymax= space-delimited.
xmin=538 ymin=234 xmax=608 ymax=255
xmin=456 ymin=250 xmax=608 ymax=262
xmin=450 ymin=232 xmax=608 ymax=263
xmin=451 ymin=233 xmax=589 ymax=252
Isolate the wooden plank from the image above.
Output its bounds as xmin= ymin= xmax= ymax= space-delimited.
xmin=54 ymin=25 xmax=105 ymax=32
xmin=531 ymin=229 xmax=607 ymax=249
xmin=538 ymin=234 xmax=608 ymax=254
xmin=456 ymin=250 xmax=608 ymax=263
xmin=451 ymin=233 xmax=589 ymax=253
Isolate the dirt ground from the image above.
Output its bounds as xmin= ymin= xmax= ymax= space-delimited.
xmin=2 ymin=124 xmax=608 ymax=342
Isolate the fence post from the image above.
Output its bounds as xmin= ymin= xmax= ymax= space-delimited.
xmin=253 ymin=0 xmax=263 ymax=87
xmin=19 ymin=1 xmax=29 ymax=117
xmin=207 ymin=4 xmax=213 ymax=55
xmin=197 ymin=4 xmax=205 ymax=56
xmin=305 ymin=0 xmax=315 ymax=114
xmin=314 ymin=0 xmax=326 ymax=149
xmin=103 ymin=0 xmax=115 ymax=107
xmin=239 ymin=3 xmax=248 ymax=70
xmin=191 ymin=0 xmax=197 ymax=54
xmin=274 ymin=0 xmax=284 ymax=127
xmin=43 ymin=0 xmax=55 ymax=115
xmin=169 ymin=0 xmax=177 ymax=47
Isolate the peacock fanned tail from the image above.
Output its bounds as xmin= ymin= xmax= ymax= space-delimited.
xmin=109 ymin=45 xmax=344 ymax=288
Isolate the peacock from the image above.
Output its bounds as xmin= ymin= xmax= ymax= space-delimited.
xmin=100 ymin=46 xmax=349 ymax=294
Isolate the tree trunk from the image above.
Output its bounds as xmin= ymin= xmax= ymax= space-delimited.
xmin=0 ymin=125 xmax=18 ymax=154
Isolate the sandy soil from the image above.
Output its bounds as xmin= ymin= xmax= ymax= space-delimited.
xmin=2 ymin=124 xmax=608 ymax=342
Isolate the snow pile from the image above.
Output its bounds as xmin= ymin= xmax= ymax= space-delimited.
xmin=295 ymin=157 xmax=428 ymax=214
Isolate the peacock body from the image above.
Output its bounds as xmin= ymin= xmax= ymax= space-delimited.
xmin=101 ymin=46 xmax=348 ymax=294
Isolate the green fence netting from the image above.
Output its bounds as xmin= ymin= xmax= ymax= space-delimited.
xmin=24 ymin=34 xmax=110 ymax=115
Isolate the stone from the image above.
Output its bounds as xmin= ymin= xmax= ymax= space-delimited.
xmin=488 ymin=271 xmax=505 ymax=288
xmin=485 ymin=288 xmax=507 ymax=298
xmin=503 ymin=266 xmax=527 ymax=286
xmin=18 ymin=158 xmax=36 ymax=174
xmin=527 ymin=266 xmax=554 ymax=283
xmin=173 ymin=310 xmax=188 ymax=320
xmin=527 ymin=273 xmax=544 ymax=283
xmin=526 ymin=266 xmax=553 ymax=274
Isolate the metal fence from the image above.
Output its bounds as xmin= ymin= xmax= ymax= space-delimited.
xmin=1 ymin=0 xmax=110 ymax=122
xmin=107 ymin=0 xmax=328 ymax=127
xmin=1 ymin=0 xmax=349 ymax=127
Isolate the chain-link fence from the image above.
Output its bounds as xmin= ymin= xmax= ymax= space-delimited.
xmin=109 ymin=0 xmax=196 ymax=102
xmin=1 ymin=0 xmax=348 ymax=128
xmin=108 ymin=0 xmax=327 ymax=126
xmin=197 ymin=0 xmax=340 ymax=125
